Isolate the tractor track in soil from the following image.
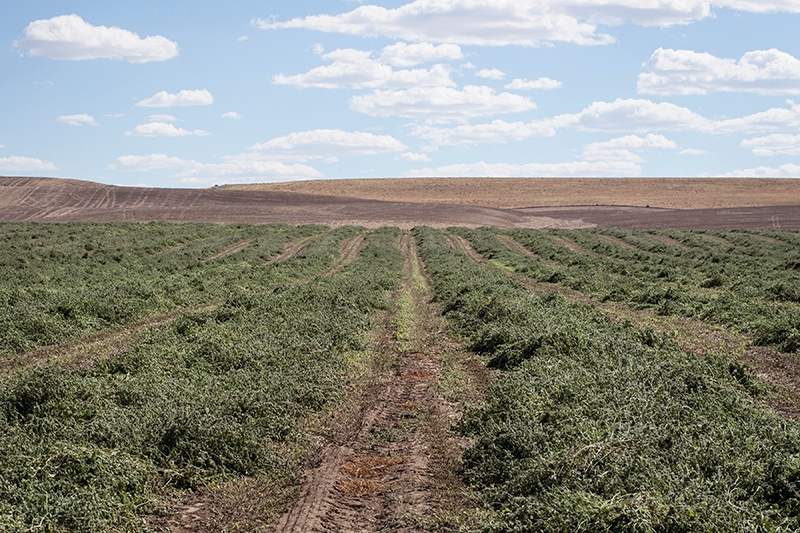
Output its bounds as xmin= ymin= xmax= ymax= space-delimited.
xmin=270 ymin=233 xmax=487 ymax=532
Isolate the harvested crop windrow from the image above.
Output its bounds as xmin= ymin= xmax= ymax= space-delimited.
xmin=0 ymin=226 xmax=404 ymax=531
xmin=414 ymin=226 xmax=800 ymax=532
xmin=0 ymin=223 xmax=331 ymax=357
xmin=453 ymin=227 xmax=800 ymax=354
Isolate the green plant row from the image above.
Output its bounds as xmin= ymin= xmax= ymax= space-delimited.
xmin=452 ymin=227 xmax=800 ymax=352
xmin=0 ymin=226 xmax=403 ymax=531
xmin=414 ymin=226 xmax=800 ymax=532
xmin=0 ymin=222 xmax=356 ymax=356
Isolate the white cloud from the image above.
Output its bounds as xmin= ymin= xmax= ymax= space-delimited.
xmin=714 ymin=102 xmax=800 ymax=133
xmin=379 ymin=42 xmax=463 ymax=67
xmin=477 ymin=68 xmax=505 ymax=80
xmin=57 ymin=114 xmax=98 ymax=126
xmin=639 ymin=48 xmax=800 ymax=96
xmin=125 ymin=122 xmax=210 ymax=137
xmin=741 ymin=133 xmax=800 ymax=156
xmin=221 ymin=111 xmax=242 ymax=120
xmin=110 ymin=153 xmax=323 ymax=184
xmin=251 ymin=129 xmax=406 ymax=162
xmin=413 ymin=119 xmax=556 ymax=147
xmin=712 ymin=1 xmax=800 ymax=14
xmin=679 ymin=148 xmax=708 ymax=155
xmin=148 ymin=114 xmax=179 ymax=123
xmin=350 ymin=85 xmax=535 ymax=120
xmin=505 ymin=77 xmax=563 ymax=90
xmin=582 ymin=134 xmax=677 ymax=162
xmin=408 ymin=160 xmax=642 ymax=177
xmin=257 ymin=1 xmax=800 ymax=48
xmin=136 ymin=89 xmax=214 ymax=108
xmin=0 ymin=156 xmax=58 ymax=172
xmin=15 ymin=14 xmax=178 ymax=63
xmin=719 ymin=163 xmax=800 ymax=178
xmin=398 ymin=152 xmax=432 ymax=162
xmin=559 ymin=98 xmax=711 ymax=132
xmin=255 ymin=1 xmax=614 ymax=46
xmin=273 ymin=48 xmax=455 ymax=89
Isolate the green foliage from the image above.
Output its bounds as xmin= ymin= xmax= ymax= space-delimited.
xmin=0 ymin=224 xmax=403 ymax=531
xmin=414 ymin=226 xmax=800 ymax=533
xmin=454 ymin=227 xmax=800 ymax=353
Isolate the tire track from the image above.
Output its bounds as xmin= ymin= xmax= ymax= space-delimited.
xmin=269 ymin=233 xmax=488 ymax=532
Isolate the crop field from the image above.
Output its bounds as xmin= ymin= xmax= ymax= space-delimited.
xmin=1 ymin=222 xmax=799 ymax=531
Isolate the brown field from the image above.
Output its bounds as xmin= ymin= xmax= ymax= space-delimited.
xmin=2 ymin=176 xmax=800 ymax=229
xmin=225 ymin=177 xmax=800 ymax=210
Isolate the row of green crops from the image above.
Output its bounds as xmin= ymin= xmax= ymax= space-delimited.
xmin=0 ymin=226 xmax=403 ymax=531
xmin=414 ymin=227 xmax=800 ymax=532
xmin=0 ymin=222 xmax=370 ymax=356
xmin=451 ymin=227 xmax=800 ymax=352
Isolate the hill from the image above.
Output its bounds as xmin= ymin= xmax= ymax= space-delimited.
xmin=1 ymin=176 xmax=800 ymax=229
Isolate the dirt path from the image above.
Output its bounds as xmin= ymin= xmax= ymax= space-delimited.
xmin=269 ymin=233 xmax=487 ymax=532
xmin=322 ymin=233 xmax=366 ymax=276
xmin=201 ymin=239 xmax=254 ymax=263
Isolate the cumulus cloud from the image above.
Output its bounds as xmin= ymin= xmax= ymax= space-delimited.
xmin=257 ymin=1 xmax=800 ymax=49
xmin=557 ymin=98 xmax=711 ymax=132
xmin=252 ymin=129 xmax=407 ymax=162
xmin=741 ymin=133 xmax=800 ymax=156
xmin=273 ymin=47 xmax=455 ymax=89
xmin=0 ymin=156 xmax=58 ymax=172
xmin=350 ymin=85 xmax=535 ymax=120
xmin=136 ymin=89 xmax=214 ymax=108
xmin=718 ymin=163 xmax=800 ymax=178
xmin=15 ymin=14 xmax=178 ymax=63
xmin=476 ymin=68 xmax=505 ymax=80
xmin=124 ymin=122 xmax=210 ymax=137
xmin=255 ymin=1 xmax=614 ymax=46
xmin=57 ymin=114 xmax=98 ymax=126
xmin=714 ymin=102 xmax=800 ymax=133
xmin=639 ymin=48 xmax=800 ymax=96
xmin=221 ymin=111 xmax=242 ymax=119
xmin=505 ymin=77 xmax=563 ymax=90
xmin=408 ymin=160 xmax=642 ymax=178
xmin=582 ymin=134 xmax=677 ymax=162
xmin=110 ymin=153 xmax=323 ymax=184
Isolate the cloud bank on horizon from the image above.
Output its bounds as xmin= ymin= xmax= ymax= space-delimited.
xmin=2 ymin=0 xmax=800 ymax=186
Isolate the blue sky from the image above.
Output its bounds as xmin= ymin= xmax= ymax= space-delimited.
xmin=3 ymin=1 xmax=800 ymax=187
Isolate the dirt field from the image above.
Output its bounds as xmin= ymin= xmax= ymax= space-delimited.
xmin=2 ymin=176 xmax=800 ymax=229
xmin=225 ymin=177 xmax=800 ymax=210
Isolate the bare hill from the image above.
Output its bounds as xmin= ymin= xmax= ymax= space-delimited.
xmin=224 ymin=177 xmax=800 ymax=210
xmin=1 ymin=176 xmax=800 ymax=229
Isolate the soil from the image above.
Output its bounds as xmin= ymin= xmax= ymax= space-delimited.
xmin=2 ymin=176 xmax=800 ymax=228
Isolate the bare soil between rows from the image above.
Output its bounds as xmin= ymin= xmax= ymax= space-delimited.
xmin=3 ymin=176 xmax=800 ymax=228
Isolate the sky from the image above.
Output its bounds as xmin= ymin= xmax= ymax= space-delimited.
xmin=2 ymin=1 xmax=800 ymax=188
